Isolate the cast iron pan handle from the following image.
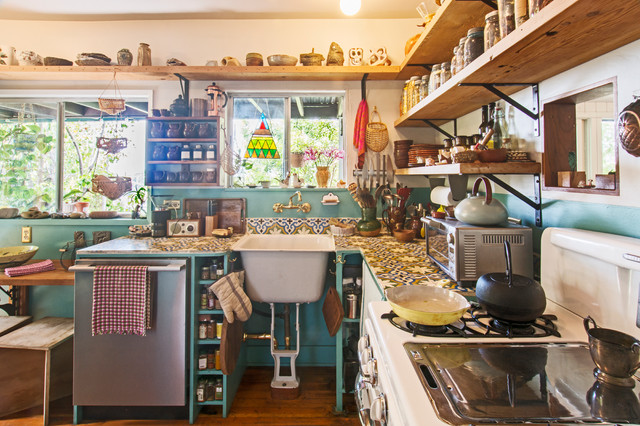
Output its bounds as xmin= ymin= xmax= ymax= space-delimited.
xmin=503 ymin=240 xmax=513 ymax=286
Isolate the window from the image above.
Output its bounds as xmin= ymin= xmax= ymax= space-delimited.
xmin=0 ymin=95 xmax=148 ymax=213
xmin=228 ymin=93 xmax=344 ymax=187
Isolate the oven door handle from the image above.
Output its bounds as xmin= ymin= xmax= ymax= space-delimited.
xmin=355 ymin=372 xmax=373 ymax=426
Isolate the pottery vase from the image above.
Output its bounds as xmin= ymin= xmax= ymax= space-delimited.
xmin=166 ymin=123 xmax=182 ymax=138
xmin=137 ymin=43 xmax=151 ymax=66
xmin=150 ymin=121 xmax=164 ymax=138
xmin=357 ymin=207 xmax=382 ymax=237
xmin=117 ymin=48 xmax=133 ymax=66
xmin=183 ymin=122 xmax=198 ymax=138
xmin=316 ymin=166 xmax=330 ymax=188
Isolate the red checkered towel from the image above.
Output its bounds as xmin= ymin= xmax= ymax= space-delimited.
xmin=91 ymin=265 xmax=151 ymax=336
xmin=4 ymin=259 xmax=55 ymax=277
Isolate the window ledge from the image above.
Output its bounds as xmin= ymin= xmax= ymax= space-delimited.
xmin=0 ymin=217 xmax=150 ymax=226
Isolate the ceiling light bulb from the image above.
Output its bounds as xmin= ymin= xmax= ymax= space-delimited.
xmin=340 ymin=0 xmax=361 ymax=16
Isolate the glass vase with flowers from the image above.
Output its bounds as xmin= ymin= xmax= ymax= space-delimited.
xmin=303 ymin=147 xmax=344 ymax=187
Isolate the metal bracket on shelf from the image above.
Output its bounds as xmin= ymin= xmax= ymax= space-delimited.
xmin=456 ymin=0 xmax=498 ymax=9
xmin=174 ymin=73 xmax=190 ymax=104
xmin=484 ymin=173 xmax=542 ymax=227
xmin=361 ymin=73 xmax=369 ymax=100
xmin=407 ymin=119 xmax=457 ymax=139
xmin=459 ymin=83 xmax=540 ymax=135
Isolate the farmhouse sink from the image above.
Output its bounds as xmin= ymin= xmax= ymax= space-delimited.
xmin=232 ymin=234 xmax=335 ymax=303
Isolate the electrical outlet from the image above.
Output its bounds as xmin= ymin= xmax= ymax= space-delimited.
xmin=21 ymin=226 xmax=32 ymax=243
xmin=163 ymin=200 xmax=181 ymax=209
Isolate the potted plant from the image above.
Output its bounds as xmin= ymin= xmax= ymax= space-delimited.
xmin=129 ymin=186 xmax=147 ymax=219
xmin=303 ymin=147 xmax=344 ymax=188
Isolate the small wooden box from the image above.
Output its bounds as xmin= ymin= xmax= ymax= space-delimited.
xmin=558 ymin=171 xmax=586 ymax=188
xmin=205 ymin=215 xmax=219 ymax=236
xmin=595 ymin=174 xmax=616 ymax=189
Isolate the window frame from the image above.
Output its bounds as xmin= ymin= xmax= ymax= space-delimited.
xmin=0 ymin=89 xmax=152 ymax=210
xmin=226 ymin=91 xmax=345 ymax=187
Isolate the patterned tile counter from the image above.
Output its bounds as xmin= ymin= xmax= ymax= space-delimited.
xmin=77 ymin=235 xmax=240 ymax=255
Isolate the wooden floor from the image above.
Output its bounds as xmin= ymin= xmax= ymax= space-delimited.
xmin=0 ymin=367 xmax=360 ymax=426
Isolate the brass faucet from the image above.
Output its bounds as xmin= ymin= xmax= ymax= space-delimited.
xmin=273 ymin=191 xmax=311 ymax=213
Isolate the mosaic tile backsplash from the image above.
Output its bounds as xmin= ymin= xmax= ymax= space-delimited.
xmin=247 ymin=217 xmax=358 ymax=235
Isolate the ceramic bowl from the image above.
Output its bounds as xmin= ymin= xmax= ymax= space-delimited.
xmin=393 ymin=229 xmax=415 ymax=243
xmin=260 ymin=180 xmax=271 ymax=188
xmin=0 ymin=246 xmax=39 ymax=270
xmin=267 ymin=55 xmax=298 ymax=66
xmin=246 ymin=53 xmax=264 ymax=66
xmin=478 ymin=148 xmax=508 ymax=163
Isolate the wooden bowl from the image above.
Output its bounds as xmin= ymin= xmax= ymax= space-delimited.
xmin=89 ymin=210 xmax=118 ymax=219
xmin=267 ymin=54 xmax=298 ymax=66
xmin=478 ymin=148 xmax=508 ymax=163
xmin=393 ymin=229 xmax=415 ymax=243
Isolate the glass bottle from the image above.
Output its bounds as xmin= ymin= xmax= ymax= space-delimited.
xmin=497 ymin=0 xmax=516 ymax=39
xmin=200 ymin=286 xmax=208 ymax=309
xmin=196 ymin=379 xmax=206 ymax=402
xmin=484 ymin=11 xmax=501 ymax=51
xmin=464 ymin=27 xmax=484 ymax=67
xmin=216 ymin=261 xmax=224 ymax=280
xmin=492 ymin=104 xmax=508 ymax=150
xmin=198 ymin=320 xmax=207 ymax=339
xmin=479 ymin=105 xmax=489 ymax=136
xmin=506 ymin=105 xmax=519 ymax=150
xmin=428 ymin=64 xmax=441 ymax=94
xmin=440 ymin=62 xmax=452 ymax=85
xmin=487 ymin=103 xmax=496 ymax=135
xmin=419 ymin=75 xmax=429 ymax=100
xmin=206 ymin=319 xmax=216 ymax=339
xmin=214 ymin=379 xmax=223 ymax=400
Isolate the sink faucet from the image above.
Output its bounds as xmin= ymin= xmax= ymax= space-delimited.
xmin=273 ymin=191 xmax=311 ymax=213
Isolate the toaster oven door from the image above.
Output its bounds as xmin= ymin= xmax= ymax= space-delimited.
xmin=425 ymin=220 xmax=455 ymax=280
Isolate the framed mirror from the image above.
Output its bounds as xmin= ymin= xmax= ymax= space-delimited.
xmin=542 ymin=78 xmax=619 ymax=194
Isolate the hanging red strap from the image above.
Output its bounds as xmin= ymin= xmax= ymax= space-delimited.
xmin=353 ymin=99 xmax=368 ymax=169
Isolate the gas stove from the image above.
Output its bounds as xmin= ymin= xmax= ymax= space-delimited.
xmin=357 ymin=228 xmax=640 ymax=426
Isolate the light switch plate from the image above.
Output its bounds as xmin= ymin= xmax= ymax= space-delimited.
xmin=21 ymin=226 xmax=32 ymax=243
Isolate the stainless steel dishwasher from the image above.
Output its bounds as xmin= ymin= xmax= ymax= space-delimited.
xmin=71 ymin=258 xmax=188 ymax=407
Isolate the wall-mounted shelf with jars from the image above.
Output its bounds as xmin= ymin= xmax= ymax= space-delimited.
xmin=146 ymin=116 xmax=220 ymax=187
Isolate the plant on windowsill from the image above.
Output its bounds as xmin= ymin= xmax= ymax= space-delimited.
xmin=303 ymin=147 xmax=344 ymax=188
xmin=128 ymin=186 xmax=147 ymax=219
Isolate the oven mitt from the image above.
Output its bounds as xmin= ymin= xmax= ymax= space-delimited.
xmin=208 ymin=270 xmax=252 ymax=323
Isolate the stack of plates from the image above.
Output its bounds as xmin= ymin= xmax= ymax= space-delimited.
xmin=408 ymin=144 xmax=442 ymax=167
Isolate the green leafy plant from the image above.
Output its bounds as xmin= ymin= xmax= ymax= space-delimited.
xmin=128 ymin=186 xmax=147 ymax=219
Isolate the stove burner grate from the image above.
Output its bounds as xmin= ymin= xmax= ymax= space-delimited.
xmin=383 ymin=303 xmax=561 ymax=338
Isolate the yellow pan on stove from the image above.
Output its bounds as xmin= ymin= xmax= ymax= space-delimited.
xmin=386 ymin=285 xmax=470 ymax=326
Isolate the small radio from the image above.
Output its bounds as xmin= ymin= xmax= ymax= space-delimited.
xmin=167 ymin=219 xmax=202 ymax=237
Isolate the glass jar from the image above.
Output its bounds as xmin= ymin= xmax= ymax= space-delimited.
xmin=464 ymin=27 xmax=484 ymax=67
xmin=413 ymin=79 xmax=422 ymax=106
xmin=514 ymin=0 xmax=528 ymax=27
xmin=401 ymin=80 xmax=411 ymax=115
xmin=455 ymin=37 xmax=467 ymax=74
xmin=200 ymin=266 xmax=210 ymax=280
xmin=206 ymin=320 xmax=216 ymax=339
xmin=408 ymin=76 xmax=420 ymax=110
xmin=180 ymin=144 xmax=191 ymax=161
xmin=529 ymin=0 xmax=544 ymax=17
xmin=428 ymin=64 xmax=441 ymax=94
xmin=420 ymin=75 xmax=429 ymax=100
xmin=205 ymin=144 xmax=216 ymax=160
xmin=198 ymin=320 xmax=207 ymax=339
xmin=192 ymin=144 xmax=203 ymax=160
xmin=451 ymin=46 xmax=458 ymax=76
xmin=440 ymin=62 xmax=452 ymax=85
xmin=498 ymin=0 xmax=516 ymax=39
xmin=484 ymin=10 xmax=501 ymax=51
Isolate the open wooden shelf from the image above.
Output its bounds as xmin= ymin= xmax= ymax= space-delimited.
xmin=395 ymin=162 xmax=541 ymax=176
xmin=395 ymin=0 xmax=640 ymax=128
xmin=0 ymin=65 xmax=401 ymax=81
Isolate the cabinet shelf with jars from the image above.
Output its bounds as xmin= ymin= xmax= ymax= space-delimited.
xmin=146 ymin=116 xmax=220 ymax=187
xmin=189 ymin=255 xmax=246 ymax=423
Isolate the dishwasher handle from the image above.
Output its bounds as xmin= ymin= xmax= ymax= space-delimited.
xmin=69 ymin=263 xmax=185 ymax=272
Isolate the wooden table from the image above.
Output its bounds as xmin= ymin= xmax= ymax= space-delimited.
xmin=0 ymin=260 xmax=74 ymax=315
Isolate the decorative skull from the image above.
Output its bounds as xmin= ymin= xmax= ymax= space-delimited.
xmin=368 ymin=47 xmax=391 ymax=67
xmin=349 ymin=48 xmax=364 ymax=66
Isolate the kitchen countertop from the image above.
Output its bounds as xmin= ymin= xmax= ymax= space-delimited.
xmin=78 ymin=233 xmax=459 ymax=291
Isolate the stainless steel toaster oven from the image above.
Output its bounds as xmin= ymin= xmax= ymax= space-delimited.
xmin=421 ymin=216 xmax=533 ymax=286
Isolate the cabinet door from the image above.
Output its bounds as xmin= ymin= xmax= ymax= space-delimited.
xmin=360 ymin=261 xmax=384 ymax=335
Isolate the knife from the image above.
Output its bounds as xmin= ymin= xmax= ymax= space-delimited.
xmin=369 ymin=156 xmax=374 ymax=190
xmin=386 ymin=154 xmax=395 ymax=187
xmin=376 ymin=153 xmax=381 ymax=188
xmin=362 ymin=155 xmax=368 ymax=190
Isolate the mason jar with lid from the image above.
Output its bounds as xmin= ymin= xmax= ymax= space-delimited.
xmin=408 ymin=76 xmax=420 ymax=110
xmin=192 ymin=144 xmax=203 ymax=160
xmin=451 ymin=46 xmax=458 ymax=76
xmin=440 ymin=62 xmax=452 ymax=85
xmin=498 ymin=0 xmax=516 ymax=38
xmin=484 ymin=10 xmax=501 ymax=51
xmin=514 ymin=0 xmax=528 ymax=27
xmin=464 ymin=27 xmax=484 ymax=67
xmin=205 ymin=144 xmax=216 ymax=160
xmin=413 ymin=79 xmax=423 ymax=107
xmin=428 ymin=64 xmax=441 ymax=95
xmin=420 ymin=74 xmax=429 ymax=100
xmin=180 ymin=144 xmax=192 ymax=161
xmin=401 ymin=80 xmax=411 ymax=115
xmin=455 ymin=37 xmax=467 ymax=74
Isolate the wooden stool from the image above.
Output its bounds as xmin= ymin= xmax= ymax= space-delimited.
xmin=0 ymin=316 xmax=31 ymax=337
xmin=0 ymin=317 xmax=73 ymax=425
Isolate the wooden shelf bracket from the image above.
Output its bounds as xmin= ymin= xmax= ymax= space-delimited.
xmin=459 ymin=83 xmax=540 ymax=135
xmin=456 ymin=0 xmax=498 ymax=10
xmin=408 ymin=118 xmax=458 ymax=139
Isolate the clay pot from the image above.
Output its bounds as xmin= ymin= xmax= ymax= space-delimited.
xmin=117 ymin=48 xmax=133 ymax=66
xmin=246 ymin=53 xmax=263 ymax=66
xmin=221 ymin=56 xmax=241 ymax=66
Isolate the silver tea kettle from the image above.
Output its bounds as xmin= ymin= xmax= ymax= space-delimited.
xmin=454 ymin=177 xmax=508 ymax=226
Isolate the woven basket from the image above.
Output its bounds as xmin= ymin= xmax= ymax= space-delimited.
xmin=92 ymin=175 xmax=132 ymax=200
xmin=365 ymin=107 xmax=389 ymax=152
xmin=98 ymin=98 xmax=126 ymax=115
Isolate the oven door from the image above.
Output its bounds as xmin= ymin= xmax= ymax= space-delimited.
xmin=425 ymin=218 xmax=453 ymax=279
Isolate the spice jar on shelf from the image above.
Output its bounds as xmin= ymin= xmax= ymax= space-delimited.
xmin=192 ymin=144 xmax=204 ymax=160
xmin=464 ymin=27 xmax=484 ymax=67
xmin=180 ymin=144 xmax=192 ymax=161
xmin=408 ymin=76 xmax=420 ymax=110
xmin=484 ymin=10 xmax=501 ymax=51
xmin=413 ymin=78 xmax=423 ymax=106
xmin=451 ymin=46 xmax=458 ymax=76
xmin=455 ymin=37 xmax=467 ymax=74
xmin=428 ymin=64 xmax=441 ymax=94
xmin=440 ymin=62 xmax=452 ymax=85
xmin=419 ymin=75 xmax=429 ymax=101
xmin=498 ymin=0 xmax=516 ymax=38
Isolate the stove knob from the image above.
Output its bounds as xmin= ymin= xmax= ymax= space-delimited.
xmin=370 ymin=393 xmax=387 ymax=424
xmin=359 ymin=346 xmax=372 ymax=366
xmin=365 ymin=358 xmax=378 ymax=385
xmin=358 ymin=334 xmax=370 ymax=352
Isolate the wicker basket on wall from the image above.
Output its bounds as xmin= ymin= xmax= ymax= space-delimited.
xmin=365 ymin=106 xmax=389 ymax=152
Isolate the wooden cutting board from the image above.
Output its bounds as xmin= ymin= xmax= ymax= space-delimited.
xmin=220 ymin=316 xmax=243 ymax=375
xmin=322 ymin=287 xmax=344 ymax=337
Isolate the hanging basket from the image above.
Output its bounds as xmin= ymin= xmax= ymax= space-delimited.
xmin=96 ymin=136 xmax=128 ymax=154
xmin=91 ymin=175 xmax=132 ymax=200
xmin=98 ymin=98 xmax=126 ymax=115
xmin=221 ymin=126 xmax=241 ymax=176
xmin=365 ymin=106 xmax=389 ymax=152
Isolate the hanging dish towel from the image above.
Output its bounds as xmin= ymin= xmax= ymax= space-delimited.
xmin=92 ymin=265 xmax=151 ymax=336
xmin=4 ymin=259 xmax=55 ymax=277
xmin=209 ymin=270 xmax=252 ymax=323
xmin=353 ymin=99 xmax=369 ymax=170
